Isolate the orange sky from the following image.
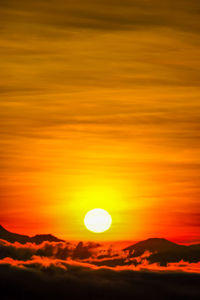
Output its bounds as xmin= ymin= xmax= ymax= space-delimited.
xmin=0 ymin=0 xmax=200 ymax=242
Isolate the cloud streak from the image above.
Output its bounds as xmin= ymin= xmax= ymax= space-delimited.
xmin=1 ymin=0 xmax=200 ymax=33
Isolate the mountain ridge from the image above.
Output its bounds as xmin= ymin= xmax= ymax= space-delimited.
xmin=0 ymin=225 xmax=200 ymax=264
xmin=123 ymin=237 xmax=200 ymax=266
xmin=0 ymin=224 xmax=200 ymax=251
xmin=0 ymin=225 xmax=64 ymax=244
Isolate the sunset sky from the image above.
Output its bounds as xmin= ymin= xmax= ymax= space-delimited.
xmin=0 ymin=0 xmax=200 ymax=242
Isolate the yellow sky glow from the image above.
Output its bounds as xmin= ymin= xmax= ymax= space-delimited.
xmin=0 ymin=0 xmax=200 ymax=243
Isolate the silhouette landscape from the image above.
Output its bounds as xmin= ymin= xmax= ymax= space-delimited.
xmin=0 ymin=225 xmax=200 ymax=299
xmin=1 ymin=0 xmax=200 ymax=299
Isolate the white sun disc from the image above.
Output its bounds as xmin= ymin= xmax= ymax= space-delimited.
xmin=84 ymin=208 xmax=112 ymax=233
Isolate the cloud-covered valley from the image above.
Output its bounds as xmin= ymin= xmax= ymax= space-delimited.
xmin=0 ymin=225 xmax=200 ymax=299
xmin=0 ymin=245 xmax=200 ymax=300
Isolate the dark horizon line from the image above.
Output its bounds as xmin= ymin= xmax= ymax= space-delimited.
xmin=1 ymin=224 xmax=200 ymax=246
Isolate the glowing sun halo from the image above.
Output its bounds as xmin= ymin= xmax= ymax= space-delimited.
xmin=84 ymin=208 xmax=112 ymax=233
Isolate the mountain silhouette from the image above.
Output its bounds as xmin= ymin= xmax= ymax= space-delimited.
xmin=1 ymin=225 xmax=200 ymax=265
xmin=124 ymin=238 xmax=200 ymax=265
xmin=0 ymin=225 xmax=64 ymax=244
xmin=31 ymin=234 xmax=64 ymax=244
xmin=124 ymin=238 xmax=181 ymax=255
xmin=0 ymin=225 xmax=30 ymax=244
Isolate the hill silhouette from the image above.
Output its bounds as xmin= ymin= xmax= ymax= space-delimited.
xmin=0 ymin=225 xmax=200 ymax=265
xmin=124 ymin=238 xmax=200 ymax=265
xmin=0 ymin=225 xmax=64 ymax=244
xmin=124 ymin=238 xmax=182 ymax=254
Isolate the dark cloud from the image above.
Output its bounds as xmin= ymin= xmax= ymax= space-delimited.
xmin=1 ymin=0 xmax=200 ymax=33
xmin=0 ymin=231 xmax=200 ymax=299
xmin=0 ymin=239 xmax=100 ymax=261
xmin=0 ymin=237 xmax=200 ymax=271
xmin=0 ymin=256 xmax=200 ymax=300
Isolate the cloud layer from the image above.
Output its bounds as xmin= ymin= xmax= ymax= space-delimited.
xmin=0 ymin=238 xmax=200 ymax=273
xmin=1 ymin=228 xmax=200 ymax=299
xmin=0 ymin=248 xmax=200 ymax=300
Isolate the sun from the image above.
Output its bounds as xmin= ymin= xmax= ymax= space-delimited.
xmin=84 ymin=208 xmax=112 ymax=233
